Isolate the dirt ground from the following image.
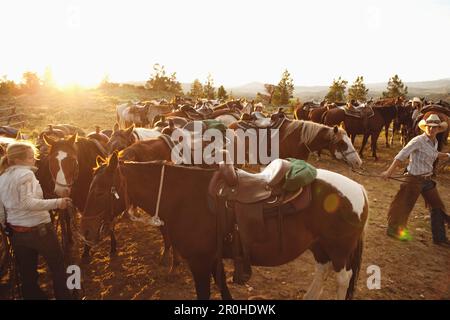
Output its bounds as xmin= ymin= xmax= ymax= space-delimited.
xmin=0 ymin=92 xmax=449 ymax=300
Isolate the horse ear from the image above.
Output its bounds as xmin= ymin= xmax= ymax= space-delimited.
xmin=107 ymin=151 xmax=119 ymax=171
xmin=96 ymin=155 xmax=106 ymax=167
xmin=42 ymin=133 xmax=56 ymax=147
xmin=113 ymin=123 xmax=120 ymax=132
xmin=333 ymin=125 xmax=339 ymax=134
xmin=67 ymin=133 xmax=77 ymax=146
xmin=125 ymin=124 xmax=135 ymax=136
xmin=15 ymin=130 xmax=22 ymax=140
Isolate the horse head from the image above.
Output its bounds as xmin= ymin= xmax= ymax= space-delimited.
xmin=107 ymin=123 xmax=135 ymax=154
xmin=327 ymin=126 xmax=363 ymax=169
xmin=42 ymin=133 xmax=79 ymax=197
xmin=80 ymin=151 xmax=125 ymax=246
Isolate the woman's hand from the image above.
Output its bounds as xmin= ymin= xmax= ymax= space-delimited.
xmin=380 ymin=170 xmax=392 ymax=180
xmin=58 ymin=198 xmax=72 ymax=210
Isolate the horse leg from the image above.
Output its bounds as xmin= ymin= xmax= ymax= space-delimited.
xmin=303 ymin=261 xmax=332 ymax=300
xmin=371 ymin=133 xmax=378 ymax=160
xmin=159 ymin=226 xmax=172 ymax=268
xmin=385 ymin=124 xmax=390 ymax=148
xmin=187 ymin=256 xmax=213 ymax=300
xmin=359 ymin=134 xmax=369 ymax=159
xmin=212 ymin=259 xmax=232 ymax=300
xmin=390 ymin=125 xmax=395 ymax=147
xmin=335 ymin=267 xmax=353 ymax=300
xmin=110 ymin=229 xmax=117 ymax=256
xmin=334 ymin=236 xmax=364 ymax=300
xmin=82 ymin=245 xmax=91 ymax=260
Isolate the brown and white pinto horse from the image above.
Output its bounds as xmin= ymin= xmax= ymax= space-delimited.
xmin=80 ymin=153 xmax=369 ymax=299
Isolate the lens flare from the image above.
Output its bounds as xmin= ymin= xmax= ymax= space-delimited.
xmin=398 ymin=228 xmax=412 ymax=241
xmin=323 ymin=193 xmax=340 ymax=213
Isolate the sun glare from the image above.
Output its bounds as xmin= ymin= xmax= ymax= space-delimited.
xmin=52 ymin=68 xmax=103 ymax=89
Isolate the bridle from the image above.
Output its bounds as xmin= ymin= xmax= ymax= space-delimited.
xmin=49 ymin=154 xmax=80 ymax=188
xmin=80 ymin=165 xmax=130 ymax=243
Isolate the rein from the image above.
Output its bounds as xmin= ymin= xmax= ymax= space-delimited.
xmin=350 ymin=167 xmax=426 ymax=184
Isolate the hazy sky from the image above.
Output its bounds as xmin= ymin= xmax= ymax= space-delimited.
xmin=1 ymin=0 xmax=449 ymax=87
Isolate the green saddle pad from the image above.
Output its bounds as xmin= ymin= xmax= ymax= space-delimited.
xmin=283 ymin=158 xmax=317 ymax=192
xmin=203 ymin=119 xmax=228 ymax=135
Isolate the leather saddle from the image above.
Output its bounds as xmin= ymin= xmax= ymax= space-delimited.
xmin=180 ymin=105 xmax=206 ymax=120
xmin=237 ymin=111 xmax=286 ymax=130
xmin=208 ymin=158 xmax=313 ymax=285
xmin=344 ymin=105 xmax=375 ymax=118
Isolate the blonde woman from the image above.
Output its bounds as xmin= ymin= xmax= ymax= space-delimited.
xmin=0 ymin=141 xmax=72 ymax=299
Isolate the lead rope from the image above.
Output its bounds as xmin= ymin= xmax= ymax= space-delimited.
xmin=150 ymin=164 xmax=165 ymax=227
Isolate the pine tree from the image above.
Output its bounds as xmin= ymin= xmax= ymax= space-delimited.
xmin=275 ymin=69 xmax=294 ymax=105
xmin=348 ymin=76 xmax=369 ymax=102
xmin=264 ymin=84 xmax=276 ymax=104
xmin=217 ymin=85 xmax=228 ymax=100
xmin=21 ymin=71 xmax=41 ymax=94
xmin=189 ymin=79 xmax=203 ymax=99
xmin=382 ymin=74 xmax=408 ymax=98
xmin=145 ymin=63 xmax=182 ymax=94
xmin=203 ymin=73 xmax=216 ymax=99
xmin=325 ymin=77 xmax=348 ymax=103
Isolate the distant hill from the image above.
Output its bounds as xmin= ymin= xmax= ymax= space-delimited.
xmin=124 ymin=78 xmax=450 ymax=101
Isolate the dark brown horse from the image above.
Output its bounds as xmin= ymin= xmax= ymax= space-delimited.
xmin=392 ymin=103 xmax=414 ymax=147
xmin=309 ymin=103 xmax=337 ymax=123
xmin=373 ymin=97 xmax=405 ymax=148
xmin=80 ymin=153 xmax=368 ymax=299
xmin=322 ymin=107 xmax=385 ymax=160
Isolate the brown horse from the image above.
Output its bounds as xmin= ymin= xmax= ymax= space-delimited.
xmin=322 ymin=107 xmax=385 ymax=160
xmin=373 ymin=97 xmax=405 ymax=148
xmin=309 ymin=103 xmax=337 ymax=123
xmin=229 ymin=118 xmax=362 ymax=168
xmin=80 ymin=153 xmax=368 ymax=299
xmin=36 ymin=134 xmax=111 ymax=258
xmin=106 ymin=123 xmax=161 ymax=154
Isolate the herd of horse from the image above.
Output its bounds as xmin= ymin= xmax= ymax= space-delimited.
xmin=295 ymin=97 xmax=450 ymax=159
xmin=0 ymin=96 xmax=448 ymax=300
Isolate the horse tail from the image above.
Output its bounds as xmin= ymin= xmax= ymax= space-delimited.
xmin=346 ymin=231 xmax=364 ymax=300
xmin=294 ymin=106 xmax=300 ymax=120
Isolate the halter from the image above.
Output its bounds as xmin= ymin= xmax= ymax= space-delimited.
xmin=329 ymin=135 xmax=358 ymax=165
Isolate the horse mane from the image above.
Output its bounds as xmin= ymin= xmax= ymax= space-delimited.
xmin=301 ymin=121 xmax=337 ymax=144
xmin=76 ymin=137 xmax=107 ymax=169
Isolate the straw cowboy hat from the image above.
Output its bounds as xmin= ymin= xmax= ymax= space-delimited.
xmin=412 ymin=97 xmax=422 ymax=104
xmin=418 ymin=113 xmax=448 ymax=132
